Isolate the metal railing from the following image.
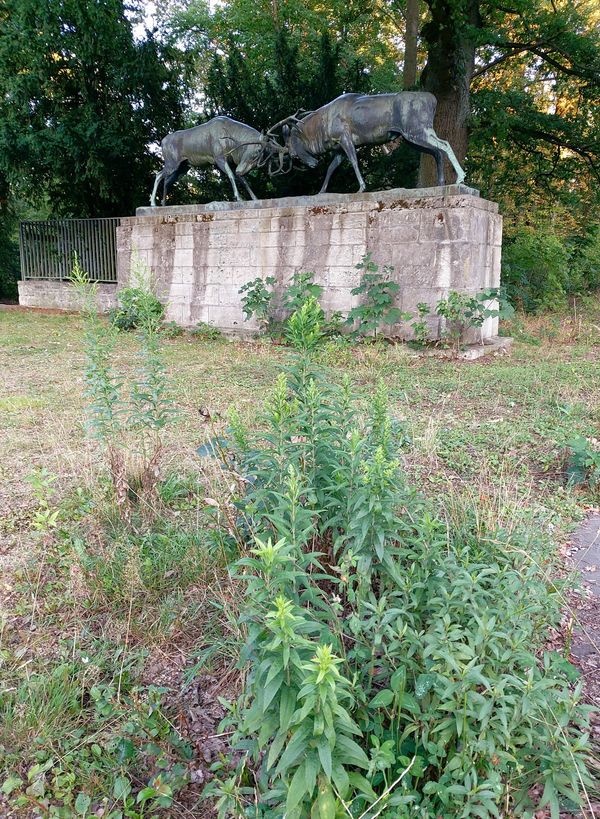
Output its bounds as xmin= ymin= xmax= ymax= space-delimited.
xmin=19 ymin=218 xmax=121 ymax=282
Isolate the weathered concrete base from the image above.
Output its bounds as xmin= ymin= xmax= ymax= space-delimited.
xmin=118 ymin=185 xmax=502 ymax=342
xmin=18 ymin=280 xmax=117 ymax=312
xmin=411 ymin=335 xmax=513 ymax=361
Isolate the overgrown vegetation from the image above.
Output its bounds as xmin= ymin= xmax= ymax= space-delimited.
xmin=502 ymin=226 xmax=600 ymax=314
xmin=239 ymin=256 xmax=514 ymax=351
xmin=345 ymin=253 xmax=407 ymax=339
xmin=109 ymin=269 xmax=165 ymax=333
xmin=200 ymin=304 xmax=593 ymax=817
xmin=73 ymin=259 xmax=174 ymax=522
xmin=2 ymin=300 xmax=599 ymax=817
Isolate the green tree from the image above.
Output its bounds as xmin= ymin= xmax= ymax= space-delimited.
xmin=419 ymin=0 xmax=600 ymax=194
xmin=0 ymin=0 xmax=185 ymax=218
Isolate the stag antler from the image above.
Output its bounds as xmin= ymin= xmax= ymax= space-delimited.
xmin=266 ymin=109 xmax=313 ymax=136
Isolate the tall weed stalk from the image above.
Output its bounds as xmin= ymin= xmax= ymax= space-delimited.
xmin=72 ymin=257 xmax=174 ymax=523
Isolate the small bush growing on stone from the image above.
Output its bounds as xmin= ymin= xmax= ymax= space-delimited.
xmin=346 ymin=253 xmax=409 ymax=339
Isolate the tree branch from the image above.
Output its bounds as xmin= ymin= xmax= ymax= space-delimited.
xmin=472 ymin=48 xmax=528 ymax=78
xmin=513 ymin=124 xmax=600 ymax=178
xmin=472 ymin=38 xmax=599 ymax=82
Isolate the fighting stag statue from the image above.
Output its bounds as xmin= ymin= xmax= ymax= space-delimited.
xmin=150 ymin=116 xmax=283 ymax=207
xmin=269 ymin=92 xmax=465 ymax=192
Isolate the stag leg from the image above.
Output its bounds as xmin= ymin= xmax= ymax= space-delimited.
xmin=319 ymin=153 xmax=344 ymax=194
xmin=399 ymin=129 xmax=465 ymax=187
xmin=161 ymin=164 xmax=189 ymax=206
xmin=150 ymin=170 xmax=165 ymax=207
xmin=339 ymin=136 xmax=366 ymax=193
xmin=400 ymin=135 xmax=445 ymax=186
xmin=423 ymin=130 xmax=465 ymax=185
xmin=215 ymin=157 xmax=243 ymax=201
xmin=238 ymin=174 xmax=257 ymax=200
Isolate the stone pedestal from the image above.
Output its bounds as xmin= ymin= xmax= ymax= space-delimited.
xmin=117 ymin=184 xmax=502 ymax=341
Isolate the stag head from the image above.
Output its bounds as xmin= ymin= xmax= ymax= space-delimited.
xmin=265 ymin=109 xmax=316 ymax=175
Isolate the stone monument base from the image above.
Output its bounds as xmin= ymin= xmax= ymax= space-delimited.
xmin=117 ymin=184 xmax=502 ymax=342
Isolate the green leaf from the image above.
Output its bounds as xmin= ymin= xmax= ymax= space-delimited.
xmin=311 ymin=776 xmax=336 ymax=819
xmin=347 ymin=771 xmax=377 ymax=802
xmin=279 ymin=685 xmax=296 ymax=732
xmin=286 ymin=763 xmax=308 ymax=814
xmin=415 ymin=674 xmax=437 ymax=698
xmin=1 ymin=775 xmax=23 ymax=796
xmin=137 ymin=786 xmax=158 ymax=804
xmin=317 ymin=736 xmax=333 ymax=778
xmin=112 ymin=775 xmax=132 ymax=801
xmin=117 ymin=738 xmax=136 ymax=763
xmin=75 ymin=793 xmax=92 ymax=815
xmin=334 ymin=734 xmax=369 ymax=769
xmin=369 ymin=688 xmax=394 ymax=708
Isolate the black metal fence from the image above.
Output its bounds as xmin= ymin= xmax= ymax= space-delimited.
xmin=19 ymin=218 xmax=121 ymax=282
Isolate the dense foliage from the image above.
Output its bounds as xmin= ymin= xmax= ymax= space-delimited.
xmin=202 ymin=307 xmax=592 ymax=817
xmin=0 ymin=0 xmax=184 ymax=296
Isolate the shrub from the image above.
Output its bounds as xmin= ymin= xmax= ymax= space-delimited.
xmin=107 ymin=255 xmax=165 ymax=332
xmin=203 ymin=312 xmax=592 ymax=818
xmin=410 ymin=302 xmax=432 ymax=346
xmin=502 ymin=228 xmax=570 ymax=313
xmin=346 ymin=253 xmax=408 ymax=338
xmin=282 ymin=271 xmax=324 ymax=313
xmin=192 ymin=321 xmax=223 ymax=340
xmin=161 ymin=320 xmax=184 ymax=338
xmin=568 ymin=226 xmax=600 ymax=294
xmin=110 ymin=286 xmax=164 ymax=332
xmin=239 ymin=276 xmax=277 ymax=331
xmin=565 ymin=435 xmax=600 ymax=489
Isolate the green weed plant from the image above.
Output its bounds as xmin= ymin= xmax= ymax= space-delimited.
xmin=71 ymin=259 xmax=175 ymax=523
xmin=202 ymin=304 xmax=593 ymax=818
xmin=346 ymin=253 xmax=408 ymax=339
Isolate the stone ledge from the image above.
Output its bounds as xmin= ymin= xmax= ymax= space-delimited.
xmin=411 ymin=336 xmax=513 ymax=360
xmin=18 ymin=280 xmax=117 ymax=313
xmin=134 ymin=184 xmax=487 ymax=219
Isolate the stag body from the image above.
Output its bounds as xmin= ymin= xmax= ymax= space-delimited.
xmin=150 ymin=116 xmax=275 ymax=207
xmin=281 ymin=92 xmax=465 ymax=192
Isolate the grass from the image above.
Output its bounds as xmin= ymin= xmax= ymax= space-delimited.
xmin=0 ymin=303 xmax=599 ymax=815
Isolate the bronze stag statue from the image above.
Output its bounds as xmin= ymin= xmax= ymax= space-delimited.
xmin=268 ymin=92 xmax=466 ymax=192
xmin=150 ymin=116 xmax=283 ymax=206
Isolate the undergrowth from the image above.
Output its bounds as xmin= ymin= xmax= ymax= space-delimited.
xmin=199 ymin=302 xmax=593 ymax=818
xmin=1 ymin=297 xmax=596 ymax=818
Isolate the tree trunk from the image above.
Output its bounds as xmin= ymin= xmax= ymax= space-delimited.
xmin=403 ymin=0 xmax=420 ymax=89
xmin=418 ymin=0 xmax=480 ymax=187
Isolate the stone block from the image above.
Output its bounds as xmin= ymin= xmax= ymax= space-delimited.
xmin=18 ymin=280 xmax=117 ymax=313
